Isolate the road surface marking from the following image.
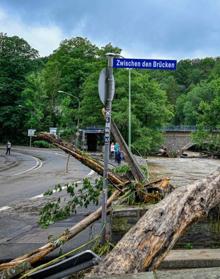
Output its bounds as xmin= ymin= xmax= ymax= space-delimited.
xmin=30 ymin=171 xmax=95 ymax=200
xmin=55 ymin=152 xmax=66 ymax=157
xmin=0 ymin=206 xmax=11 ymax=212
xmin=88 ymin=170 xmax=95 ymax=177
xmin=1 ymin=152 xmax=96 ymax=209
xmin=30 ymin=185 xmax=69 ymax=200
xmin=12 ymin=156 xmax=43 ymax=176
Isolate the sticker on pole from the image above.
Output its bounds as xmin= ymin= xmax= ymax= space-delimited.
xmin=98 ymin=68 xmax=115 ymax=105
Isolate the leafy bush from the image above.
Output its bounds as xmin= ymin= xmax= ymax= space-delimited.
xmin=33 ymin=140 xmax=52 ymax=148
xmin=113 ymin=164 xmax=131 ymax=175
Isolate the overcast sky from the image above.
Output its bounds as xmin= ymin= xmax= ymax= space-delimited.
xmin=1 ymin=0 xmax=220 ymax=60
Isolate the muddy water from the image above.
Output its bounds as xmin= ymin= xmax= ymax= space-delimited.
xmin=135 ymin=155 xmax=220 ymax=248
xmin=148 ymin=155 xmax=220 ymax=187
xmin=148 ymin=156 xmax=220 ymax=249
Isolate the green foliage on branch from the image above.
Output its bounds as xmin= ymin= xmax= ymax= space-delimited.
xmin=39 ymin=178 xmax=103 ymax=228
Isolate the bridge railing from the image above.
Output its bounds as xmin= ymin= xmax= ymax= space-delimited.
xmin=161 ymin=126 xmax=220 ymax=132
xmin=161 ymin=125 xmax=197 ymax=132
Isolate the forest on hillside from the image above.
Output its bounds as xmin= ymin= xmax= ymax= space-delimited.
xmin=0 ymin=33 xmax=219 ymax=155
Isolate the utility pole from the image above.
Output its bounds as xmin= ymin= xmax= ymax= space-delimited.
xmin=101 ymin=53 xmax=115 ymax=243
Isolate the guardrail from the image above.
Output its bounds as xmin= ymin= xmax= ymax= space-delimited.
xmin=161 ymin=126 xmax=197 ymax=132
xmin=161 ymin=126 xmax=220 ymax=132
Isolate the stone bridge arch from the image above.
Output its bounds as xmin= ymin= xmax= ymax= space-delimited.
xmin=163 ymin=128 xmax=194 ymax=155
xmin=162 ymin=126 xmax=220 ymax=155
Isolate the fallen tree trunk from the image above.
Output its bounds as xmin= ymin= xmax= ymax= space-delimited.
xmin=0 ymin=190 xmax=121 ymax=272
xmin=0 ymin=133 xmax=173 ymax=276
xmin=37 ymin=132 xmax=129 ymax=187
xmin=0 ymin=133 xmax=129 ymax=273
xmin=111 ymin=119 xmax=146 ymax=183
xmin=88 ymin=168 xmax=220 ymax=276
xmin=101 ymin=108 xmax=146 ymax=183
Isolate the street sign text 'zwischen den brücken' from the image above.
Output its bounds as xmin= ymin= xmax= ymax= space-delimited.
xmin=113 ymin=58 xmax=176 ymax=70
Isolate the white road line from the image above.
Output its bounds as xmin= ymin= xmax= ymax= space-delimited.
xmin=2 ymin=154 xmax=96 ymax=209
xmin=30 ymin=185 xmax=68 ymax=200
xmin=8 ymin=150 xmax=65 ymax=177
xmin=30 ymin=171 xmax=95 ymax=200
xmin=88 ymin=170 xmax=95 ymax=177
xmin=0 ymin=206 xmax=11 ymax=212
xmin=55 ymin=152 xmax=67 ymax=157
xmin=30 ymin=194 xmax=44 ymax=200
xmin=12 ymin=156 xmax=43 ymax=176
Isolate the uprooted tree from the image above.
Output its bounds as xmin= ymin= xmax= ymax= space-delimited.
xmin=0 ymin=133 xmax=219 ymax=278
xmin=88 ymin=168 xmax=220 ymax=276
xmin=0 ymin=132 xmax=170 ymax=277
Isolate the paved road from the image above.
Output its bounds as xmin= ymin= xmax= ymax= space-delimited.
xmin=0 ymin=146 xmax=92 ymax=207
xmin=0 ymin=146 xmax=103 ymax=262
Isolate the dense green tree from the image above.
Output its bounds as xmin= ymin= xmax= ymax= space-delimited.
xmin=21 ymin=72 xmax=47 ymax=131
xmin=176 ymin=78 xmax=220 ymax=155
xmin=195 ymin=98 xmax=220 ymax=155
xmin=160 ymin=75 xmax=181 ymax=105
xmin=0 ymin=33 xmax=38 ymax=142
xmin=2 ymin=31 xmax=220 ymax=155
xmin=40 ymin=37 xmax=100 ymax=137
xmin=40 ymin=38 xmax=121 ymax=138
xmin=80 ymin=68 xmax=173 ymax=155
xmin=175 ymin=79 xmax=218 ymax=125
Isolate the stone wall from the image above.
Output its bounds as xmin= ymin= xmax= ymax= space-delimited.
xmin=111 ymin=205 xmax=220 ymax=249
xmin=163 ymin=131 xmax=193 ymax=154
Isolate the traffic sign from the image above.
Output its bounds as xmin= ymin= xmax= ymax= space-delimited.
xmin=113 ymin=58 xmax=176 ymax=70
xmin=98 ymin=68 xmax=115 ymax=105
xmin=28 ymin=129 xmax=36 ymax=137
xmin=49 ymin=127 xmax=57 ymax=136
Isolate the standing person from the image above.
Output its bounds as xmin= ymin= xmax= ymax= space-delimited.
xmin=6 ymin=141 xmax=11 ymax=155
xmin=114 ymin=142 xmax=119 ymax=162
xmin=114 ymin=142 xmax=121 ymax=165
xmin=115 ymin=149 xmax=121 ymax=165
xmin=110 ymin=142 xmax=115 ymax=159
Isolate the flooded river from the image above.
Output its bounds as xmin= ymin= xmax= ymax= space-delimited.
xmin=147 ymin=155 xmax=220 ymax=187
xmin=134 ymin=155 xmax=220 ymax=248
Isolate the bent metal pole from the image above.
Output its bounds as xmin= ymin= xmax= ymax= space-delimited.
xmin=101 ymin=53 xmax=115 ymax=243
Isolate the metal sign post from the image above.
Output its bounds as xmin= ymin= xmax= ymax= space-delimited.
xmin=99 ymin=53 xmax=115 ymax=243
xmin=128 ymin=69 xmax=131 ymax=150
xmin=28 ymin=129 xmax=36 ymax=148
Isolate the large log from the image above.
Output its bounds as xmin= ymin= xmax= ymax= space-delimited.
xmin=88 ymin=168 xmax=220 ymax=276
xmin=0 ymin=133 xmax=172 ymax=276
xmin=110 ymin=119 xmax=146 ymax=183
xmin=0 ymin=133 xmax=129 ymax=273
xmin=37 ymin=132 xmax=129 ymax=187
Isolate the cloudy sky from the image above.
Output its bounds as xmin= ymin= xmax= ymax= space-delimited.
xmin=0 ymin=0 xmax=220 ymax=59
